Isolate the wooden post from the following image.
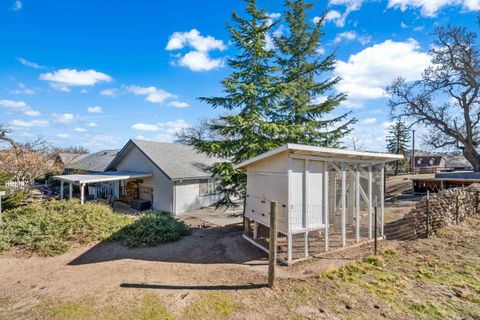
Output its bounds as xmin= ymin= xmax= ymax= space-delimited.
xmin=426 ymin=191 xmax=430 ymax=238
xmin=474 ymin=190 xmax=478 ymax=213
xmin=455 ymin=194 xmax=459 ymax=225
xmin=0 ymin=191 xmax=4 ymax=227
xmin=341 ymin=164 xmax=347 ymax=247
xmin=374 ymin=203 xmax=378 ymax=255
xmin=60 ymin=181 xmax=64 ymax=200
xmin=355 ymin=164 xmax=360 ymax=243
xmin=368 ymin=164 xmax=373 ymax=239
xmin=323 ymin=162 xmax=329 ymax=252
xmin=268 ymin=201 xmax=278 ymax=288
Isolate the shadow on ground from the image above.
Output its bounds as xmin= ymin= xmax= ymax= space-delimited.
xmin=120 ymin=283 xmax=268 ymax=290
xmin=68 ymin=225 xmax=266 ymax=266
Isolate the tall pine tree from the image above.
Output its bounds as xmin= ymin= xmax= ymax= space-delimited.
xmin=273 ymin=0 xmax=355 ymax=146
xmin=181 ymin=0 xmax=281 ymax=207
xmin=386 ymin=120 xmax=410 ymax=175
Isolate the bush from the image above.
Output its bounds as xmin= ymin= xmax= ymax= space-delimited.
xmin=115 ymin=211 xmax=190 ymax=247
xmin=0 ymin=200 xmax=190 ymax=256
xmin=0 ymin=200 xmax=131 ymax=256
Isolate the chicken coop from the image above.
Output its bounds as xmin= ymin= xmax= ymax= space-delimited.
xmin=234 ymin=143 xmax=403 ymax=264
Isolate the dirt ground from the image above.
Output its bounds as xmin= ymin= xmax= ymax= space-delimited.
xmin=0 ymin=200 xmax=416 ymax=319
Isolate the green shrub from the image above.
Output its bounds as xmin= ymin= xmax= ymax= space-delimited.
xmin=115 ymin=211 xmax=190 ymax=247
xmin=0 ymin=200 xmax=132 ymax=256
xmin=0 ymin=200 xmax=190 ymax=256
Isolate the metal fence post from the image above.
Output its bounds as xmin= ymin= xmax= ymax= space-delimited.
xmin=268 ymin=201 xmax=278 ymax=288
xmin=426 ymin=191 xmax=430 ymax=238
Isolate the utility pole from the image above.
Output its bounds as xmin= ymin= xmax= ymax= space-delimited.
xmin=411 ymin=129 xmax=416 ymax=174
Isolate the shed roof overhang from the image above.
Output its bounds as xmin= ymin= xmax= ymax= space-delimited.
xmin=53 ymin=171 xmax=152 ymax=184
xmin=234 ymin=143 xmax=404 ymax=169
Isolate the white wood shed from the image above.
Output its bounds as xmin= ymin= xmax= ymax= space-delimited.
xmin=234 ymin=144 xmax=403 ymax=264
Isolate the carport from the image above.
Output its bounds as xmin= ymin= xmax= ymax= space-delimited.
xmin=54 ymin=171 xmax=152 ymax=204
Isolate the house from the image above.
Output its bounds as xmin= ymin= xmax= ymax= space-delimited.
xmin=55 ymin=139 xmax=222 ymax=214
xmin=234 ymin=143 xmax=403 ymax=264
xmin=55 ymin=152 xmax=86 ymax=168
xmin=410 ymin=155 xmax=446 ymax=174
xmin=64 ymin=149 xmax=119 ymax=174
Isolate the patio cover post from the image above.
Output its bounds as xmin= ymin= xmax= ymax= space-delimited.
xmin=69 ymin=182 xmax=73 ymax=200
xmin=80 ymin=183 xmax=85 ymax=204
xmin=380 ymin=166 xmax=385 ymax=237
xmin=60 ymin=181 xmax=64 ymax=200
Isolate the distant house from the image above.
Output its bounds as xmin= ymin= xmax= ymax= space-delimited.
xmin=55 ymin=140 xmax=222 ymax=214
xmin=64 ymin=149 xmax=119 ymax=174
xmin=411 ymin=155 xmax=446 ymax=173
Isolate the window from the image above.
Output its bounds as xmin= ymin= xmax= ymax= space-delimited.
xmin=199 ymin=178 xmax=217 ymax=196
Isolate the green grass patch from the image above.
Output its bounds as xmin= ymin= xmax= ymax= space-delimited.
xmin=0 ymin=199 xmax=190 ymax=256
xmin=32 ymin=295 xmax=173 ymax=320
xmin=184 ymin=292 xmax=238 ymax=320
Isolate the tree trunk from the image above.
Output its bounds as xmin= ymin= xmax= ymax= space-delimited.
xmin=395 ymin=160 xmax=399 ymax=176
xmin=463 ymin=145 xmax=480 ymax=172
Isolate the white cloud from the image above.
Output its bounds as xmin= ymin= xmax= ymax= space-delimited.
xmin=10 ymin=83 xmax=35 ymax=95
xmin=100 ymin=88 xmax=118 ymax=97
xmin=327 ymin=0 xmax=364 ymax=27
xmin=360 ymin=117 xmax=377 ymax=124
xmin=86 ymin=122 xmax=98 ymax=127
xmin=316 ymin=47 xmax=326 ymax=55
xmin=401 ymin=21 xmax=409 ymax=28
xmin=335 ymin=39 xmax=431 ymax=107
xmin=125 ymin=85 xmax=188 ymax=107
xmin=154 ymin=119 xmax=191 ymax=142
xmin=178 ymin=50 xmax=224 ymax=71
xmin=166 ymin=29 xmax=226 ymax=52
xmin=266 ymin=12 xmax=281 ymax=26
xmin=74 ymin=127 xmax=87 ymax=132
xmin=166 ymin=29 xmax=226 ymax=72
xmin=10 ymin=119 xmax=49 ymax=127
xmin=0 ymin=99 xmax=40 ymax=116
xmin=56 ymin=133 xmax=69 ymax=139
xmin=388 ymin=0 xmax=480 ymax=16
xmin=12 ymin=1 xmax=22 ymax=11
xmin=334 ymin=31 xmax=371 ymax=45
xmin=131 ymin=123 xmax=159 ymax=131
xmin=16 ymin=57 xmax=45 ymax=69
xmin=168 ymin=101 xmax=189 ymax=108
xmin=52 ymin=113 xmax=77 ymax=123
xmin=87 ymin=106 xmax=103 ymax=113
xmin=39 ymin=69 xmax=112 ymax=92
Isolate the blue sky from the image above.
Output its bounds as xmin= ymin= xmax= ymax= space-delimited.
xmin=0 ymin=0 xmax=478 ymax=152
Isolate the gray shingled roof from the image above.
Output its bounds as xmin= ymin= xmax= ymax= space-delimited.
xmin=111 ymin=140 xmax=223 ymax=180
xmin=66 ymin=149 xmax=119 ymax=172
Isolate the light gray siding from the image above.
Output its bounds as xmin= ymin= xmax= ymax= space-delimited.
xmin=114 ymin=145 xmax=173 ymax=212
xmin=174 ymin=179 xmax=220 ymax=214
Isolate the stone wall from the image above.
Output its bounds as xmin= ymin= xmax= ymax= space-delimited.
xmin=405 ymin=184 xmax=480 ymax=238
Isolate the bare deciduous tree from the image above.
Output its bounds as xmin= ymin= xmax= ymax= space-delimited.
xmin=388 ymin=25 xmax=480 ymax=171
xmin=0 ymin=125 xmax=57 ymax=187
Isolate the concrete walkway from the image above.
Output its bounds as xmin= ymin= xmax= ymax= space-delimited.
xmin=177 ymin=206 xmax=243 ymax=227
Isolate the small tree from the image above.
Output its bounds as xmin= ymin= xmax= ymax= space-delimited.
xmin=0 ymin=125 xmax=56 ymax=187
xmin=386 ymin=120 xmax=410 ymax=175
xmin=388 ymin=24 xmax=480 ymax=171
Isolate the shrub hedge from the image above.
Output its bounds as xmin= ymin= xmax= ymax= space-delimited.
xmin=0 ymin=200 xmax=190 ymax=256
